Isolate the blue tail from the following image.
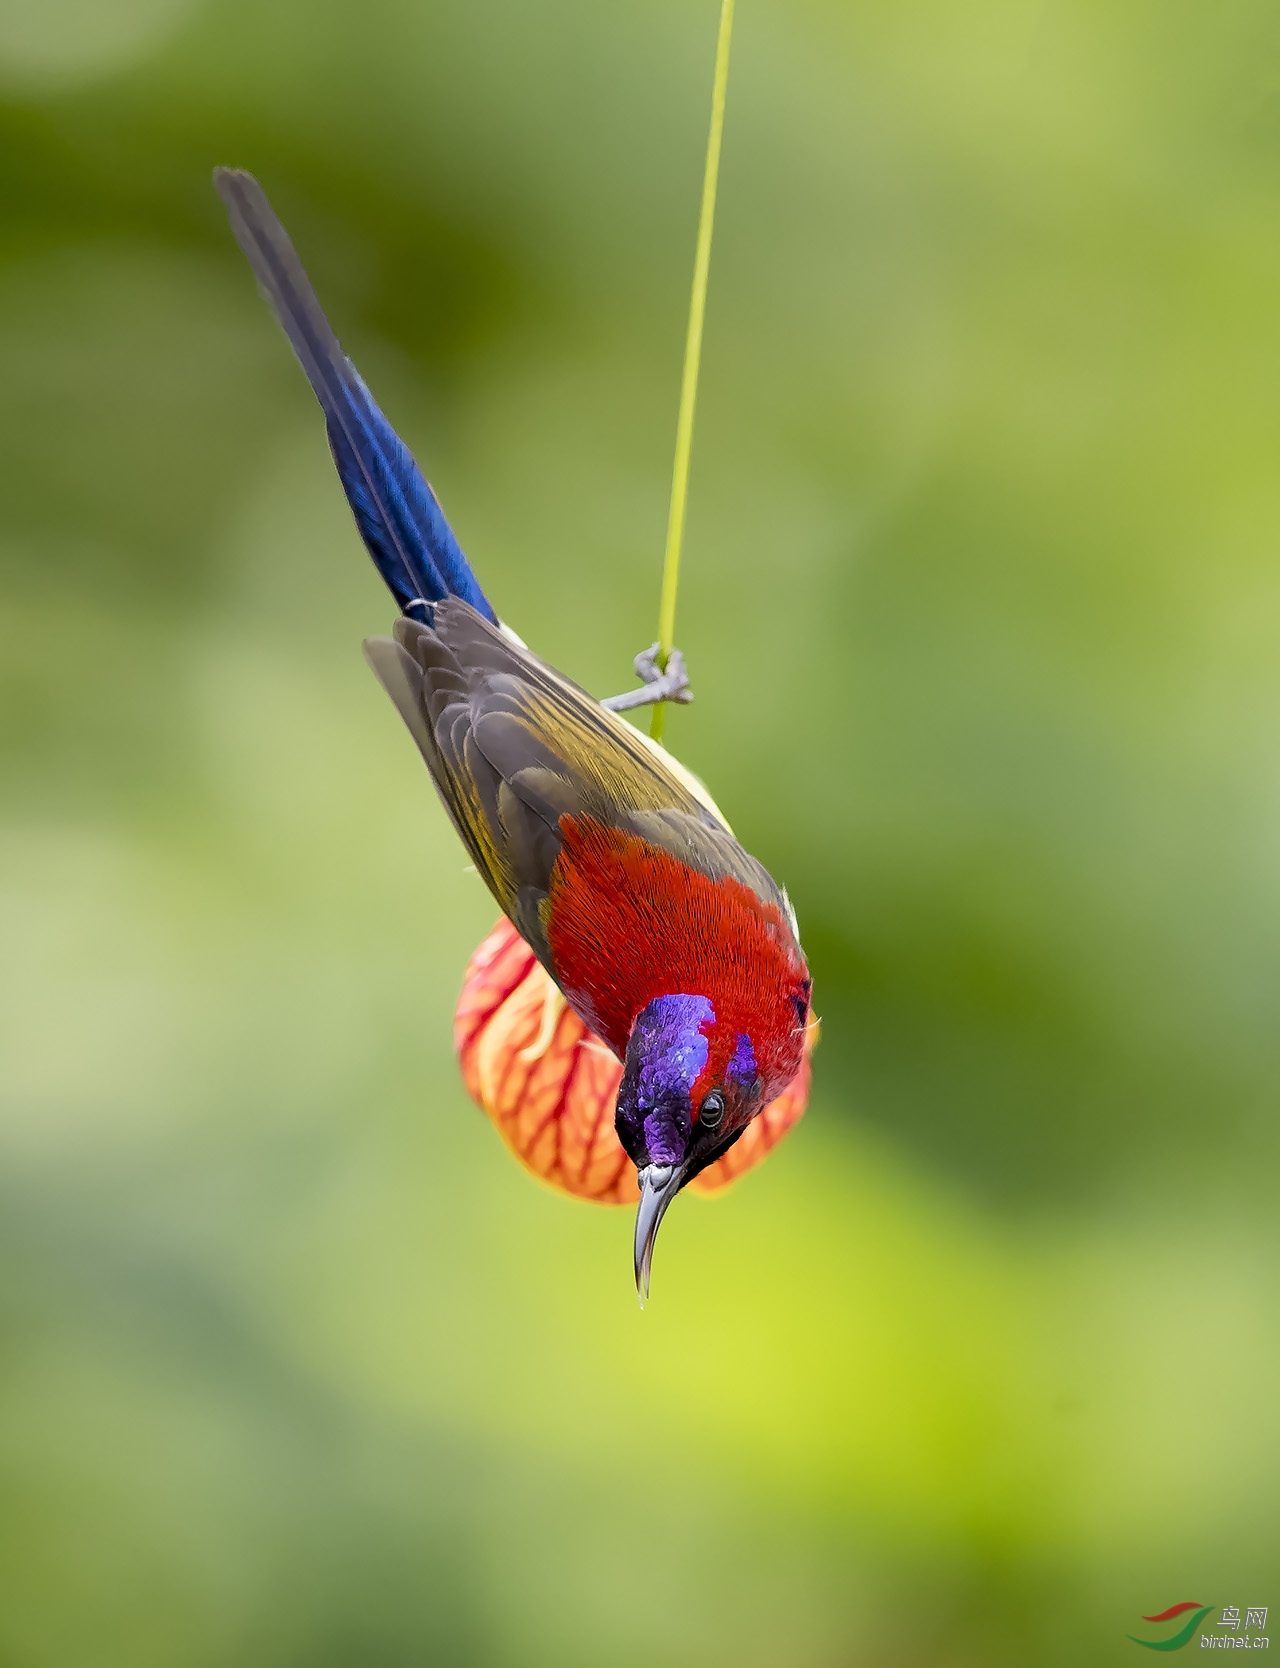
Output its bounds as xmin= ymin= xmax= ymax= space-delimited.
xmin=215 ymin=168 xmax=496 ymax=624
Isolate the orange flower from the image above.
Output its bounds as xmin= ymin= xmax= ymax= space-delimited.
xmin=455 ymin=918 xmax=814 ymax=1203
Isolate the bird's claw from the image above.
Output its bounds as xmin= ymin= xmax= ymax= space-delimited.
xmin=600 ymin=644 xmax=694 ymax=712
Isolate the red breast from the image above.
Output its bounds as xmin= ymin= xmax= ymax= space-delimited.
xmin=544 ymin=815 xmax=809 ymax=1101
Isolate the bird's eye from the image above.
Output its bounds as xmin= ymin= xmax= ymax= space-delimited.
xmin=699 ymin=1092 xmax=725 ymax=1128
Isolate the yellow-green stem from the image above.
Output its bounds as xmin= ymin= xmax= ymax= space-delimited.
xmin=651 ymin=0 xmax=735 ymax=743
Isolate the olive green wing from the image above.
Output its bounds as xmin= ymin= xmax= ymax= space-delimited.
xmin=363 ymin=599 xmax=795 ymax=965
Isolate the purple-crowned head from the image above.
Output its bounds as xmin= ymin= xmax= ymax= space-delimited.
xmin=615 ymin=993 xmax=774 ymax=1301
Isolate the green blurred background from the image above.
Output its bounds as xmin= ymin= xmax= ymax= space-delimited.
xmin=1 ymin=0 xmax=1278 ymax=1662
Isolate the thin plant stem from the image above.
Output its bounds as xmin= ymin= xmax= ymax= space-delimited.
xmin=651 ymin=0 xmax=735 ymax=743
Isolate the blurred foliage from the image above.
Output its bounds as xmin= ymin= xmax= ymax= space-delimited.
xmin=1 ymin=0 xmax=1279 ymax=1663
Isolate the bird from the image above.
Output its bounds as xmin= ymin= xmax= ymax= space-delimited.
xmin=214 ymin=168 xmax=812 ymax=1297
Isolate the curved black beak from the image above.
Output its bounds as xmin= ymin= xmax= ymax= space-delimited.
xmin=634 ymin=1163 xmax=686 ymax=1304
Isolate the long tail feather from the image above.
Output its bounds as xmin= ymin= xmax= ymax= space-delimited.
xmin=214 ymin=167 xmax=495 ymax=623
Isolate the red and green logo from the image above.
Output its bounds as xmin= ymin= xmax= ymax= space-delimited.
xmin=1129 ymin=1603 xmax=1213 ymax=1651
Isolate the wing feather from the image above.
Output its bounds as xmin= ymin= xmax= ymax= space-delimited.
xmin=363 ymin=599 xmax=798 ymax=971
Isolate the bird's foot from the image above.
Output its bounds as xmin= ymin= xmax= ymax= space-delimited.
xmin=600 ymin=644 xmax=694 ymax=713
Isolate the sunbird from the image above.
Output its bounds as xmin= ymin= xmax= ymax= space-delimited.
xmin=216 ymin=169 xmax=812 ymax=1295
